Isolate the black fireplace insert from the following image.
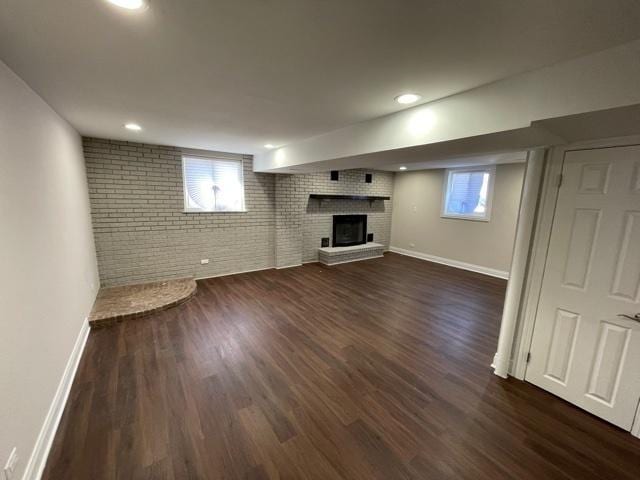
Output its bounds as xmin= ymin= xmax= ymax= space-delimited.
xmin=332 ymin=215 xmax=367 ymax=247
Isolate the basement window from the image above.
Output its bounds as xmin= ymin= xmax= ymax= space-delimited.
xmin=441 ymin=166 xmax=495 ymax=221
xmin=182 ymin=155 xmax=246 ymax=212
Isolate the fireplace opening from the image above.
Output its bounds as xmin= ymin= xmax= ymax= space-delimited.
xmin=332 ymin=215 xmax=367 ymax=247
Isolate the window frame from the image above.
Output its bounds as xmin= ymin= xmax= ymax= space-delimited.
xmin=440 ymin=165 xmax=496 ymax=222
xmin=181 ymin=154 xmax=246 ymax=213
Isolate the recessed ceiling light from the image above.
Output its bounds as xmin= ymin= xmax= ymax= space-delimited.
xmin=395 ymin=93 xmax=421 ymax=105
xmin=124 ymin=123 xmax=142 ymax=131
xmin=107 ymin=0 xmax=146 ymax=10
xmin=264 ymin=144 xmax=275 ymax=149
xmin=399 ymin=166 xmax=407 ymax=170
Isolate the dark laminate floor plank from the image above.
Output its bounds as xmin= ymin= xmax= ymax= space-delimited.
xmin=43 ymin=253 xmax=640 ymax=480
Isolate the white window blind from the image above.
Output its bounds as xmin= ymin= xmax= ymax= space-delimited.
xmin=182 ymin=155 xmax=245 ymax=212
xmin=441 ymin=167 xmax=494 ymax=221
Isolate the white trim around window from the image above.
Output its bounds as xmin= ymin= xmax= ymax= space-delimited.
xmin=441 ymin=165 xmax=496 ymax=222
xmin=182 ymin=154 xmax=246 ymax=213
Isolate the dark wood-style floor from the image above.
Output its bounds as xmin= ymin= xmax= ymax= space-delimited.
xmin=44 ymin=253 xmax=640 ymax=479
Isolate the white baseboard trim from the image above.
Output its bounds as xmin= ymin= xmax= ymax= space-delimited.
xmin=195 ymin=265 xmax=275 ymax=281
xmin=632 ymin=403 xmax=640 ymax=438
xmin=275 ymin=263 xmax=303 ymax=270
xmin=22 ymin=318 xmax=90 ymax=480
xmin=389 ymin=246 xmax=510 ymax=280
xmin=491 ymin=352 xmax=509 ymax=378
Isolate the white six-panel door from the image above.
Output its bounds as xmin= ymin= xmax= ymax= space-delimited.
xmin=526 ymin=145 xmax=640 ymax=430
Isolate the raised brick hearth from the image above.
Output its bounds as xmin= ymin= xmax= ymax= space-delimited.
xmin=318 ymin=242 xmax=385 ymax=265
xmin=88 ymin=277 xmax=197 ymax=328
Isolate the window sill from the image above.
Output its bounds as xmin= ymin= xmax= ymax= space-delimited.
xmin=183 ymin=210 xmax=248 ymax=214
xmin=441 ymin=214 xmax=490 ymax=222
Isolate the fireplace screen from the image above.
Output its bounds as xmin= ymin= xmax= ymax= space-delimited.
xmin=332 ymin=215 xmax=367 ymax=247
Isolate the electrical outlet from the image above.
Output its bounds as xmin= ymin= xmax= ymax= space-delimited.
xmin=412 ymin=205 xmax=417 ymax=212
xmin=4 ymin=447 xmax=18 ymax=480
xmin=200 ymin=259 xmax=209 ymax=265
xmin=409 ymin=243 xmax=415 ymax=248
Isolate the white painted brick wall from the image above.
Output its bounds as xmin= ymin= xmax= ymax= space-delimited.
xmin=84 ymin=138 xmax=394 ymax=284
xmin=275 ymin=174 xmax=304 ymax=268
xmin=275 ymin=169 xmax=394 ymax=266
xmin=84 ymin=138 xmax=276 ymax=286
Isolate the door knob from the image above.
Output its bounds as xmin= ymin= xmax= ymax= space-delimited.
xmin=617 ymin=313 xmax=640 ymax=322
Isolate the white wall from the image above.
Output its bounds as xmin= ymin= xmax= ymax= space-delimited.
xmin=0 ymin=60 xmax=99 ymax=479
xmin=390 ymin=163 xmax=525 ymax=275
xmin=256 ymin=39 xmax=640 ymax=171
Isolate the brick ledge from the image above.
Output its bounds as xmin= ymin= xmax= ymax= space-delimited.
xmin=89 ymin=277 xmax=196 ymax=328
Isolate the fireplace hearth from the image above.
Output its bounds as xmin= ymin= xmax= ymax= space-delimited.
xmin=332 ymin=215 xmax=367 ymax=247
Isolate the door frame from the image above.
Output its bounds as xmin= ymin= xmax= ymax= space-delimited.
xmin=504 ymin=134 xmax=640 ymax=437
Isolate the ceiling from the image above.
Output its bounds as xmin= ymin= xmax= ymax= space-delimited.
xmin=2 ymin=0 xmax=640 ymax=156
xmin=268 ymin=126 xmax=556 ymax=173
xmin=268 ymin=103 xmax=640 ymax=173
xmin=376 ymin=152 xmax=528 ymax=172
